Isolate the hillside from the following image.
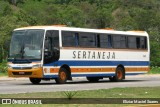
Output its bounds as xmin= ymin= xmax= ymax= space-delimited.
xmin=0 ymin=0 xmax=160 ymax=66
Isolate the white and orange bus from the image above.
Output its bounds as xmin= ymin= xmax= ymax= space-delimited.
xmin=8 ymin=26 xmax=150 ymax=84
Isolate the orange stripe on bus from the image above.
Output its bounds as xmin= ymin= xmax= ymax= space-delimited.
xmin=50 ymin=68 xmax=59 ymax=73
xmin=43 ymin=67 xmax=149 ymax=73
xmin=70 ymin=67 xmax=149 ymax=73
xmin=71 ymin=68 xmax=116 ymax=72
xmin=126 ymin=67 xmax=150 ymax=72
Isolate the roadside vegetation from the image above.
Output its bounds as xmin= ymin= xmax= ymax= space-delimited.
xmin=0 ymin=87 xmax=160 ymax=106
xmin=1 ymin=87 xmax=160 ymax=98
xmin=149 ymin=67 xmax=160 ymax=74
xmin=0 ymin=60 xmax=7 ymax=76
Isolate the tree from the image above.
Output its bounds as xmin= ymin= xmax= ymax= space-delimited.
xmin=59 ymin=5 xmax=85 ymax=27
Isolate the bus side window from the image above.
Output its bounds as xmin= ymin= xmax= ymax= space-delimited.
xmin=140 ymin=37 xmax=147 ymax=49
xmin=136 ymin=37 xmax=140 ymax=49
xmin=62 ymin=31 xmax=77 ymax=47
xmin=128 ymin=36 xmax=137 ymax=49
xmin=100 ymin=34 xmax=112 ymax=48
xmin=75 ymin=33 xmax=79 ymax=46
xmin=144 ymin=37 xmax=147 ymax=49
xmin=79 ymin=32 xmax=96 ymax=48
xmin=113 ymin=35 xmax=121 ymax=49
xmin=120 ymin=36 xmax=127 ymax=49
xmin=108 ymin=35 xmax=112 ymax=48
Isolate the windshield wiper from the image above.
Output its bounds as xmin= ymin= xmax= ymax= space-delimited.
xmin=25 ymin=59 xmax=32 ymax=63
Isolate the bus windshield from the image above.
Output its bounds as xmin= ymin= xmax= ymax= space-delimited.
xmin=9 ymin=29 xmax=44 ymax=60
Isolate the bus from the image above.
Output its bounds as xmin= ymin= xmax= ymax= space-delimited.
xmin=8 ymin=25 xmax=150 ymax=84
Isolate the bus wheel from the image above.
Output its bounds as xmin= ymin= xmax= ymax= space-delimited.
xmin=29 ymin=78 xmax=41 ymax=84
xmin=55 ymin=68 xmax=68 ymax=84
xmin=114 ymin=67 xmax=124 ymax=82
xmin=87 ymin=77 xmax=99 ymax=82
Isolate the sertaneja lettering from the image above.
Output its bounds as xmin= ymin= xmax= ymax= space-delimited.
xmin=72 ymin=51 xmax=116 ymax=59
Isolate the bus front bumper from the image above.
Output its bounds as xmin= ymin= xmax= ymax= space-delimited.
xmin=8 ymin=67 xmax=43 ymax=78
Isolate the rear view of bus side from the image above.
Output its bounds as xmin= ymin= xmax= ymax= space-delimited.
xmin=8 ymin=26 xmax=150 ymax=84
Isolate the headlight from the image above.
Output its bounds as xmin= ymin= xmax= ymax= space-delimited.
xmin=32 ymin=64 xmax=42 ymax=69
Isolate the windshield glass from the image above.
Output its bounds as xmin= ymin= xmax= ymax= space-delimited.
xmin=9 ymin=29 xmax=44 ymax=60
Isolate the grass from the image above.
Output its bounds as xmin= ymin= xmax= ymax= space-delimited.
xmin=0 ymin=87 xmax=160 ymax=98
xmin=0 ymin=71 xmax=7 ymax=77
xmin=0 ymin=87 xmax=160 ymax=107
xmin=149 ymin=67 xmax=160 ymax=74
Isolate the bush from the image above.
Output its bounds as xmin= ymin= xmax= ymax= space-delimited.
xmin=149 ymin=66 xmax=160 ymax=74
xmin=0 ymin=60 xmax=8 ymax=73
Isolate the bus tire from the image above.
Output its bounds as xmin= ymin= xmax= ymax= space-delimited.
xmin=114 ymin=67 xmax=124 ymax=82
xmin=29 ymin=78 xmax=41 ymax=84
xmin=87 ymin=77 xmax=99 ymax=82
xmin=55 ymin=68 xmax=68 ymax=84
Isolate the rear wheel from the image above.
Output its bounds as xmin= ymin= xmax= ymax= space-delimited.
xmin=87 ymin=77 xmax=100 ymax=82
xmin=109 ymin=67 xmax=124 ymax=82
xmin=29 ymin=78 xmax=41 ymax=84
xmin=55 ymin=68 xmax=68 ymax=84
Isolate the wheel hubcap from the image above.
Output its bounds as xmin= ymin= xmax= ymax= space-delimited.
xmin=60 ymin=71 xmax=66 ymax=81
xmin=117 ymin=70 xmax=123 ymax=80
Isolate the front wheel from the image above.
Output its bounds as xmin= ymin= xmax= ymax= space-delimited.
xmin=29 ymin=78 xmax=41 ymax=84
xmin=55 ymin=68 xmax=68 ymax=84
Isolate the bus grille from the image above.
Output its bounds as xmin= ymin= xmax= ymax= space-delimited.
xmin=12 ymin=67 xmax=32 ymax=70
xmin=12 ymin=72 xmax=32 ymax=75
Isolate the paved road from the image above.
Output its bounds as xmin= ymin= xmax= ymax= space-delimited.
xmin=0 ymin=74 xmax=160 ymax=94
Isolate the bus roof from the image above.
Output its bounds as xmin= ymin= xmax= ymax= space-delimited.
xmin=14 ymin=25 xmax=148 ymax=36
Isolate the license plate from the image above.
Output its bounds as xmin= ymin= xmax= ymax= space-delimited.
xmin=19 ymin=72 xmax=25 ymax=75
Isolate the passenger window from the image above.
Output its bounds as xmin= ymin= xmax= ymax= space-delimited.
xmin=128 ymin=36 xmax=147 ymax=49
xmin=79 ymin=33 xmax=96 ymax=48
xmin=140 ymin=37 xmax=147 ymax=49
xmin=62 ymin=31 xmax=76 ymax=47
xmin=128 ymin=36 xmax=137 ymax=49
xmin=99 ymin=34 xmax=112 ymax=48
xmin=112 ymin=36 xmax=121 ymax=48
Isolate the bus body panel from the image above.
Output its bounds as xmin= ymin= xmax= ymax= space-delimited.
xmin=42 ymin=48 xmax=149 ymax=78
